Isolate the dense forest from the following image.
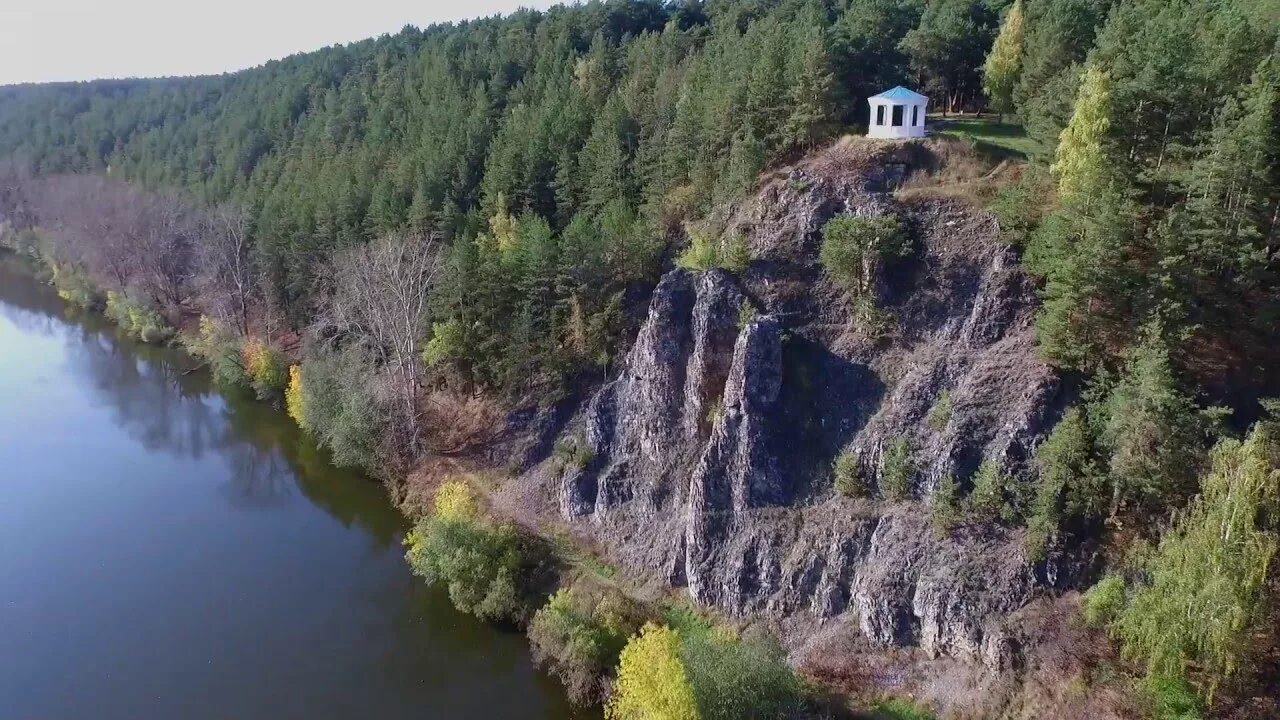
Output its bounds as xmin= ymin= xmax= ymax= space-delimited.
xmin=1 ymin=0 xmax=1279 ymax=717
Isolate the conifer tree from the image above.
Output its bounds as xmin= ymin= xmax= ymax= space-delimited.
xmin=1181 ymin=55 xmax=1279 ymax=281
xmin=1099 ymin=330 xmax=1208 ymax=515
xmin=785 ymin=25 xmax=838 ymax=150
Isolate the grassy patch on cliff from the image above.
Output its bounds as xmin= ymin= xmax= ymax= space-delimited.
xmin=935 ymin=116 xmax=1044 ymax=160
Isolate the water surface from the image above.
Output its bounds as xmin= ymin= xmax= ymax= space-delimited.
xmin=0 ymin=259 xmax=582 ymax=719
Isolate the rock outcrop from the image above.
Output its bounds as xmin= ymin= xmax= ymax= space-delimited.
xmin=543 ymin=139 xmax=1064 ymax=666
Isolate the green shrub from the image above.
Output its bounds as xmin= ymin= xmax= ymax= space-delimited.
xmin=1143 ymin=674 xmax=1204 ymax=720
xmin=105 ymin=291 xmax=173 ymax=343
xmin=990 ymin=165 xmax=1053 ymax=246
xmin=610 ymin=611 xmax=804 ymax=720
xmin=285 ymin=365 xmax=307 ymax=429
xmin=677 ymin=626 xmax=804 ymax=720
xmin=872 ymin=697 xmax=937 ymax=720
xmin=704 ymin=397 xmax=724 ymax=428
xmin=1081 ymin=575 xmax=1125 ymax=628
xmin=676 ymin=230 xmax=751 ymax=274
xmin=660 ymin=185 xmax=700 ymax=231
xmin=852 ymin=295 xmax=895 ymax=339
xmin=880 ymin=437 xmax=914 ymax=500
xmin=296 ymin=346 xmax=383 ymax=472
xmin=720 ymin=235 xmax=750 ymax=274
xmin=405 ymin=482 xmax=537 ymax=624
xmin=554 ymin=435 xmax=595 ymax=473
xmin=927 ymin=389 xmax=952 ymax=431
xmin=49 ymin=263 xmax=100 ymax=309
xmin=832 ymin=449 xmax=865 ymax=498
xmin=186 ymin=316 xmax=247 ymax=389
xmin=529 ymin=581 xmax=644 ymax=705
xmin=736 ymin=299 xmax=757 ymax=330
xmin=930 ymin=474 xmax=961 ymax=535
xmin=422 ymin=317 xmax=466 ymax=369
xmin=677 ymin=230 xmax=720 ymax=271
xmin=242 ymin=337 xmax=288 ymax=400
xmin=966 ymin=460 xmax=1009 ymax=523
xmin=819 ymin=214 xmax=908 ymax=298
xmin=662 ymin=605 xmax=715 ymax=638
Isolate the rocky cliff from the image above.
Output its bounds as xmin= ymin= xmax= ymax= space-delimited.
xmin=532 ymin=139 xmax=1067 ymax=669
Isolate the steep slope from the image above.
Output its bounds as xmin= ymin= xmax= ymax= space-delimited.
xmin=524 ymin=139 xmax=1070 ymax=671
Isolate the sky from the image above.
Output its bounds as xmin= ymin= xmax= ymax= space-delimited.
xmin=0 ymin=0 xmax=561 ymax=86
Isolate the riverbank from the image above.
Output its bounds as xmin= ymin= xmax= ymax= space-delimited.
xmin=2 ymin=249 xmax=912 ymax=719
xmin=0 ymin=256 xmax=589 ymax=720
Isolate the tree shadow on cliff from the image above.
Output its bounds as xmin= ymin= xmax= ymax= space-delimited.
xmin=776 ymin=335 xmax=885 ymax=500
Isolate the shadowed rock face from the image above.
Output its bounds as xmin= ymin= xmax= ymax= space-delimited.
xmin=548 ymin=141 xmax=1064 ymax=666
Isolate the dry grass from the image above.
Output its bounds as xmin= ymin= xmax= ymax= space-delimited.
xmin=421 ymin=387 xmax=506 ymax=455
xmin=790 ymin=594 xmax=1148 ymax=720
xmin=893 ymin=136 xmax=1020 ymax=206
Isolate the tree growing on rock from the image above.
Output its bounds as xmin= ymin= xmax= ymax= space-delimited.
xmin=819 ymin=214 xmax=909 ymax=303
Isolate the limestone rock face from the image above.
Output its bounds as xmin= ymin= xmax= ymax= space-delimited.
xmin=544 ymin=140 xmax=1065 ymax=665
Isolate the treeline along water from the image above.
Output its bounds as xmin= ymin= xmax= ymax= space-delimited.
xmin=0 ymin=258 xmax=588 ymax=720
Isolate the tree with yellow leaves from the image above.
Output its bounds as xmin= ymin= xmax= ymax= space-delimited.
xmin=981 ymin=0 xmax=1024 ymax=122
xmin=607 ymin=623 xmax=699 ymax=720
xmin=1051 ymin=64 xmax=1112 ymax=205
xmin=285 ymin=365 xmax=307 ymax=430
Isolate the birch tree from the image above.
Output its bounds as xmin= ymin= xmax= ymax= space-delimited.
xmin=197 ymin=204 xmax=255 ymax=335
xmin=318 ymin=232 xmax=442 ymax=454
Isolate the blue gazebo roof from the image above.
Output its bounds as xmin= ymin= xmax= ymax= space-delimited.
xmin=869 ymin=86 xmax=928 ymax=103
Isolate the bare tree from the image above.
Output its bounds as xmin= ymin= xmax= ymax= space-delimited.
xmin=29 ymin=174 xmax=146 ymax=290
xmin=196 ymin=204 xmax=255 ymax=335
xmin=135 ymin=191 xmax=196 ymax=313
xmin=317 ymin=232 xmax=442 ymax=453
xmin=0 ymin=160 xmax=35 ymax=236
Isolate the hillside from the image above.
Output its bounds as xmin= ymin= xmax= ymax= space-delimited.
xmin=1 ymin=0 xmax=1279 ymax=718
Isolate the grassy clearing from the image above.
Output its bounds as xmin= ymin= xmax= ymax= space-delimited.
xmin=934 ymin=116 xmax=1043 ymax=160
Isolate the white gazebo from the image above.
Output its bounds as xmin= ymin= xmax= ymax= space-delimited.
xmin=867 ymin=86 xmax=928 ymax=139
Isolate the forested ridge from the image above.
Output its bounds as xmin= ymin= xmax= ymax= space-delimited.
xmin=2 ymin=0 xmax=1280 ymax=717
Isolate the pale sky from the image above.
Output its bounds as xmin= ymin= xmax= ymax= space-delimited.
xmin=0 ymin=0 xmax=562 ymax=86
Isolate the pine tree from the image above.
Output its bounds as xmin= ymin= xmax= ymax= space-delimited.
xmin=982 ymin=0 xmax=1025 ymax=122
xmin=1014 ymin=0 xmax=1110 ymax=152
xmin=1027 ymin=406 xmax=1105 ymax=559
xmin=899 ymin=0 xmax=998 ymax=114
xmin=746 ymin=21 xmax=792 ymax=149
xmin=785 ymin=25 xmax=838 ymax=150
xmin=578 ymin=96 xmax=637 ymax=216
xmin=1100 ymin=330 xmax=1208 ymax=515
xmin=1180 ymin=55 xmax=1279 ymax=283
xmin=715 ymin=127 xmax=765 ymax=203
xmin=1026 ymin=181 xmax=1135 ymax=368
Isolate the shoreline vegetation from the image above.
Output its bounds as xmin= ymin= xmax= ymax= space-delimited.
xmin=1 ymin=0 xmax=1277 ymax=717
xmin=2 ymin=247 xmax=919 ymax=720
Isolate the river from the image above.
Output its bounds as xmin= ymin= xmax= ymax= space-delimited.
xmin=0 ymin=258 xmax=586 ymax=719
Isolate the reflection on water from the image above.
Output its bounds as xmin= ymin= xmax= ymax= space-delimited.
xmin=1 ymin=258 xmax=401 ymax=543
xmin=0 ymin=256 xmax=586 ymax=720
